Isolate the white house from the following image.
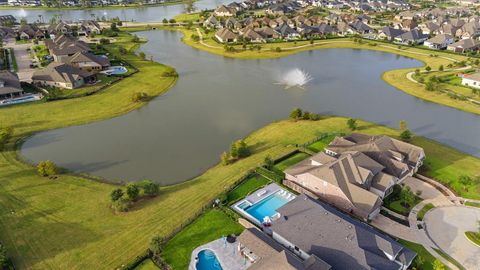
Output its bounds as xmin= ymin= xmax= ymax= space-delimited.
xmin=461 ymin=72 xmax=480 ymax=89
xmin=424 ymin=34 xmax=454 ymax=49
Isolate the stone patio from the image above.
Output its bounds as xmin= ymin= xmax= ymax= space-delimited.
xmin=189 ymin=238 xmax=252 ymax=270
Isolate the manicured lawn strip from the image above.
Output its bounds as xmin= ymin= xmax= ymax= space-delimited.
xmin=227 ymin=174 xmax=270 ymax=204
xmin=273 ymin=152 xmax=310 ymax=171
xmin=385 ymin=197 xmax=422 ymax=216
xmin=173 ymin=12 xmax=201 ymax=22
xmin=306 ymin=134 xmax=336 ymax=153
xmin=397 ymin=239 xmax=450 ymax=270
xmin=465 ymin=231 xmax=480 ymax=247
xmin=433 ymin=248 xmax=466 ymax=270
xmin=162 ymin=209 xmax=244 ymax=270
xmin=417 ymin=203 xmax=435 ymax=221
xmin=134 ymin=259 xmax=159 ymax=270
xmin=465 ymin=201 xmax=480 ymax=208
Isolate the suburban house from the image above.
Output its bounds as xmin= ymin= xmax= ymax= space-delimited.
xmin=32 ymin=62 xmax=95 ymax=89
xmin=65 ymin=51 xmax=110 ymax=73
xmin=238 ymin=228 xmax=331 ymax=269
xmin=269 ymin=194 xmax=417 ymax=270
xmin=447 ymin=38 xmax=480 ymax=53
xmin=0 ymin=15 xmax=16 ymax=26
xmin=214 ymin=5 xmax=236 ymax=17
xmin=47 ymin=22 xmax=72 ymax=38
xmin=0 ymin=71 xmax=25 ymax=101
xmin=461 ymin=72 xmax=480 ymax=89
xmin=78 ymin=20 xmax=102 ymax=36
xmin=394 ymin=29 xmax=428 ymax=44
xmin=377 ymin=26 xmax=406 ymax=41
xmin=17 ymin=24 xmax=44 ymax=40
xmin=284 ymin=134 xmax=425 ymax=220
xmin=215 ymin=28 xmax=238 ymax=43
xmin=45 ymin=35 xmax=91 ymax=62
xmin=424 ymin=34 xmax=454 ymax=49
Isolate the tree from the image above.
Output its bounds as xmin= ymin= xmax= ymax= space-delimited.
xmin=289 ymin=107 xmax=302 ymax=120
xmin=400 ymin=186 xmax=415 ymax=208
xmin=347 ymin=118 xmax=357 ymax=131
xmin=229 ymin=142 xmax=238 ymax=159
xmin=302 ymin=111 xmax=311 ymax=120
xmin=20 ymin=17 xmax=27 ymax=25
xmin=0 ymin=244 xmax=9 ymax=269
xmin=264 ymin=155 xmax=274 ymax=169
xmin=425 ymin=81 xmax=436 ymax=91
xmin=432 ymin=259 xmax=445 ymax=270
xmin=399 ymin=120 xmax=408 ymax=130
xmin=141 ymin=180 xmax=160 ymax=196
xmin=131 ymin=34 xmax=140 ymax=43
xmin=459 ymin=175 xmax=471 ymax=191
xmin=126 ymin=183 xmax=140 ymax=201
xmin=221 ymin=151 xmax=229 ymax=165
xmin=132 ymin=92 xmax=148 ymax=102
xmin=112 ymin=198 xmax=131 ymax=212
xmin=139 ymin=51 xmax=146 ymax=60
xmin=110 ymin=188 xmax=124 ymax=202
xmin=425 ymin=66 xmax=431 ymax=72
xmin=400 ymin=129 xmax=412 ymax=142
xmin=150 ymin=235 xmax=166 ymax=255
xmin=162 ymin=18 xmax=168 ymax=24
xmin=236 ymin=140 xmax=249 ymax=158
xmin=439 ymin=65 xmax=444 ymax=71
xmin=414 ymin=69 xmax=420 ymax=76
xmin=110 ymin=22 xmax=119 ymax=32
xmin=37 ymin=160 xmax=58 ymax=177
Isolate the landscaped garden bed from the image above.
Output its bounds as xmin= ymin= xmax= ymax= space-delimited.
xmin=383 ymin=185 xmax=422 ymax=216
xmin=465 ymin=231 xmax=480 ymax=247
xmin=417 ymin=203 xmax=435 ymax=221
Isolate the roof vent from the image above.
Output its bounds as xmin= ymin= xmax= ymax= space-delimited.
xmin=284 ymin=216 xmax=288 ymax=221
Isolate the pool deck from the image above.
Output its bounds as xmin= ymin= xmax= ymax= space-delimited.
xmin=239 ymin=183 xmax=284 ymax=205
xmin=189 ymin=238 xmax=251 ymax=270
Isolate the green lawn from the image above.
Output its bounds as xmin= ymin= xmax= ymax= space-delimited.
xmin=433 ymin=248 xmax=465 ymax=270
xmin=384 ymin=188 xmax=423 ymax=216
xmin=134 ymin=259 xmax=159 ymax=270
xmin=465 ymin=231 xmax=480 ymax=247
xmin=162 ymin=210 xmax=244 ymax=270
xmin=306 ymin=134 xmax=336 ymax=152
xmin=227 ymin=174 xmax=270 ymax=204
xmin=46 ymin=75 xmax=120 ymax=99
xmin=465 ymin=201 xmax=480 ymax=208
xmin=398 ymin=239 xmax=450 ymax=270
xmin=417 ymin=203 xmax=435 ymax=221
xmin=274 ymin=152 xmax=310 ymax=171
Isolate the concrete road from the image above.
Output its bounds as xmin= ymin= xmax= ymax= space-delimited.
xmin=7 ymin=41 xmax=35 ymax=82
xmin=424 ymin=206 xmax=480 ymax=270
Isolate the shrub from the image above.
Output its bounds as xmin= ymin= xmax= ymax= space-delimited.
xmin=347 ymin=118 xmax=357 ymax=131
xmin=162 ymin=70 xmax=178 ymax=77
xmin=110 ymin=188 xmax=124 ymax=202
xmin=139 ymin=52 xmax=146 ymax=60
xmin=0 ymin=127 xmax=13 ymax=150
xmin=289 ymin=107 xmax=302 ymax=120
xmin=37 ymin=160 xmax=58 ymax=177
xmin=275 ymin=47 xmax=281 ymax=52
xmin=400 ymin=129 xmax=412 ymax=142
xmin=126 ymin=183 xmax=140 ymax=201
xmin=141 ymin=180 xmax=160 ymax=197
xmin=264 ymin=155 xmax=274 ymax=170
xmin=132 ymin=92 xmax=149 ymax=102
xmin=99 ymin=38 xmax=110 ymax=44
xmin=112 ymin=198 xmax=131 ymax=212
xmin=0 ymin=244 xmax=11 ymax=270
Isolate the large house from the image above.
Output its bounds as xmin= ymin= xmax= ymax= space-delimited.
xmin=269 ymin=194 xmax=417 ymax=270
xmin=65 ymin=51 xmax=110 ymax=73
xmin=424 ymin=34 xmax=454 ymax=49
xmin=213 ymin=5 xmax=236 ymax=17
xmin=215 ymin=28 xmax=238 ymax=43
xmin=45 ymin=35 xmax=91 ymax=62
xmin=238 ymin=228 xmax=331 ymax=269
xmin=447 ymin=38 xmax=480 ymax=53
xmin=284 ymin=134 xmax=425 ymax=220
xmin=461 ymin=71 xmax=480 ymax=89
xmin=32 ymin=62 xmax=95 ymax=89
xmin=0 ymin=71 xmax=25 ymax=101
xmin=394 ymin=29 xmax=428 ymax=44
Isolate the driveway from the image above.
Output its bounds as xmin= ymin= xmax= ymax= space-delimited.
xmin=6 ymin=41 xmax=35 ymax=82
xmin=424 ymin=206 xmax=480 ymax=270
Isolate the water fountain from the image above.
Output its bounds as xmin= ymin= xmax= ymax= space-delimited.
xmin=277 ymin=68 xmax=313 ymax=89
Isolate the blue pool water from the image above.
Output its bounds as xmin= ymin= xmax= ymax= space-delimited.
xmin=245 ymin=193 xmax=290 ymax=222
xmin=196 ymin=249 xmax=222 ymax=270
xmin=104 ymin=66 xmax=128 ymax=75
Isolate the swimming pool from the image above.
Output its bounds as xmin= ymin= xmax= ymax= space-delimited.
xmin=101 ymin=66 xmax=128 ymax=75
xmin=196 ymin=249 xmax=223 ymax=270
xmin=241 ymin=192 xmax=291 ymax=222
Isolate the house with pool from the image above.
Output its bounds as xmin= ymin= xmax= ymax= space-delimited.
xmin=231 ymin=184 xmax=416 ymax=270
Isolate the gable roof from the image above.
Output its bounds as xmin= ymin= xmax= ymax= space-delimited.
xmin=0 ymin=71 xmax=22 ymax=95
xmin=380 ymin=26 xmax=406 ymax=38
xmin=271 ymin=194 xmax=416 ymax=270
xmin=32 ymin=62 xmax=93 ymax=85
xmin=66 ymin=51 xmax=110 ymax=67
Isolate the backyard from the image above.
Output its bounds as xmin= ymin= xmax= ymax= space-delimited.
xmin=227 ymin=174 xmax=270 ymax=205
xmin=306 ymin=133 xmax=337 ymax=152
xmin=162 ymin=209 xmax=244 ymax=270
xmin=273 ymin=152 xmax=310 ymax=171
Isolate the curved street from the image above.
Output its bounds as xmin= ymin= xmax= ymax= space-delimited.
xmin=424 ymin=206 xmax=480 ymax=270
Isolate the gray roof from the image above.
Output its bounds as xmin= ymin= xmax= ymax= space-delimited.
xmin=271 ymin=194 xmax=416 ymax=270
xmin=380 ymin=26 xmax=406 ymax=38
xmin=0 ymin=71 xmax=22 ymax=95
xmin=425 ymin=33 xmax=453 ymax=45
xmin=397 ymin=29 xmax=428 ymax=41
xmin=239 ymin=228 xmax=331 ymax=270
xmin=32 ymin=62 xmax=93 ymax=85
xmin=66 ymin=51 xmax=110 ymax=67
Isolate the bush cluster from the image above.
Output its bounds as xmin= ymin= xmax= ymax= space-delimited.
xmin=289 ymin=108 xmax=320 ymax=121
xmin=37 ymin=160 xmax=58 ymax=177
xmin=221 ymin=140 xmax=250 ymax=165
xmin=131 ymin=92 xmax=149 ymax=102
xmin=110 ymin=180 xmax=160 ymax=212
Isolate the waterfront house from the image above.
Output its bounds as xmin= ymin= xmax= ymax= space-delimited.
xmin=238 ymin=228 xmax=331 ymax=269
xmin=0 ymin=15 xmax=16 ymax=26
xmin=447 ymin=38 xmax=480 ymax=52
xmin=214 ymin=5 xmax=236 ymax=17
xmin=0 ymin=71 xmax=25 ymax=101
xmin=45 ymin=35 xmax=91 ymax=62
xmin=32 ymin=62 xmax=95 ymax=89
xmin=215 ymin=28 xmax=238 ymax=43
xmin=270 ymin=194 xmax=417 ymax=270
xmin=424 ymin=34 xmax=454 ymax=49
xmin=377 ymin=27 xmax=406 ymax=41
xmin=394 ymin=29 xmax=428 ymax=44
xmin=461 ymin=72 xmax=480 ymax=89
xmin=65 ymin=51 xmax=110 ymax=73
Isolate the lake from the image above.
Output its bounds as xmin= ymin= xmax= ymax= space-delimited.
xmin=0 ymin=0 xmax=228 ymax=22
xmin=20 ymin=30 xmax=480 ymax=185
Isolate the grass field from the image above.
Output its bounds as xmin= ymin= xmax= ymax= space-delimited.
xmin=465 ymin=231 xmax=480 ymax=247
xmin=398 ymin=239 xmax=450 ymax=270
xmin=306 ymin=134 xmax=337 ymax=152
xmin=417 ymin=203 xmax=435 ymax=221
xmin=162 ymin=209 xmax=244 ymax=270
xmin=465 ymin=201 xmax=480 ymax=208
xmin=227 ymin=174 xmax=270 ymax=205
xmin=134 ymin=259 xmax=159 ymax=270
xmin=433 ymin=248 xmax=466 ymax=270
xmin=274 ymin=152 xmax=311 ymax=171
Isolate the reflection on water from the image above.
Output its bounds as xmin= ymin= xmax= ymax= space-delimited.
xmin=21 ymin=30 xmax=480 ymax=185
